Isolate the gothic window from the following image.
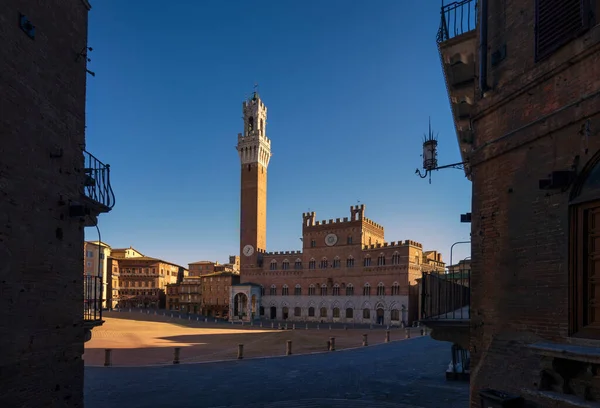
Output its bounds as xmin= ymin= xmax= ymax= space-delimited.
xmin=294 ymin=284 xmax=302 ymax=296
xmin=391 ymin=252 xmax=400 ymax=265
xmin=269 ymin=285 xmax=277 ymax=296
xmin=347 ymin=235 xmax=353 ymax=244
xmin=308 ymin=284 xmax=316 ymax=296
xmin=346 ymin=284 xmax=354 ymax=296
xmin=320 ymin=284 xmax=328 ymax=296
xmin=282 ymin=285 xmax=289 ymax=296
xmin=391 ymin=309 xmax=400 ymax=321
xmin=377 ymin=282 xmax=385 ymax=296
xmin=377 ymin=254 xmax=386 ymax=266
xmin=311 ymin=240 xmax=316 ymax=248
xmin=363 ymin=283 xmax=371 ymax=296
xmin=308 ymin=307 xmax=315 ymax=317
xmin=333 ymin=307 xmax=340 ymax=318
xmin=346 ymin=256 xmax=355 ymax=267
xmin=294 ymin=307 xmax=301 ymax=317
xmin=333 ymin=257 xmax=341 ymax=268
xmin=261 ymin=286 xmax=266 ymax=296
xmin=309 ymin=259 xmax=316 ymax=269
xmin=391 ymin=282 xmax=400 ymax=295
xmin=260 ymin=118 xmax=264 ymax=136
xmin=320 ymin=258 xmax=328 ymax=269
xmin=270 ymin=260 xmax=277 ymax=270
xmin=363 ymin=308 xmax=370 ymax=319
xmin=282 ymin=260 xmax=289 ymax=270
xmin=294 ymin=259 xmax=302 ymax=269
xmin=320 ymin=307 xmax=327 ymax=318
xmin=346 ymin=308 xmax=353 ymax=318
xmin=247 ymin=116 xmax=254 ymax=133
xmin=332 ymin=284 xmax=340 ymax=296
xmin=364 ymin=256 xmax=372 ymax=267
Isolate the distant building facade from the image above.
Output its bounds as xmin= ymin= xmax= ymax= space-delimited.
xmin=84 ymin=241 xmax=112 ymax=309
xmin=230 ymin=92 xmax=445 ymax=324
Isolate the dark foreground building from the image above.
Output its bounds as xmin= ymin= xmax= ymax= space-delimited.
xmin=1 ymin=1 xmax=113 ymax=407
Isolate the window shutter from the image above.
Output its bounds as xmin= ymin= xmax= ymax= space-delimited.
xmin=535 ymin=0 xmax=590 ymax=61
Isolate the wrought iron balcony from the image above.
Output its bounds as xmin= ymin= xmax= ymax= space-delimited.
xmin=84 ymin=274 xmax=103 ymax=323
xmin=437 ymin=0 xmax=478 ymax=43
xmin=420 ymin=269 xmax=470 ymax=321
xmin=83 ymin=150 xmax=115 ymax=212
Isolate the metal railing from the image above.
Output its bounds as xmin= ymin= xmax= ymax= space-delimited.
xmin=83 ymin=150 xmax=115 ymax=210
xmin=420 ymin=269 xmax=470 ymax=320
xmin=84 ymin=275 xmax=103 ymax=322
xmin=437 ymin=0 xmax=478 ymax=43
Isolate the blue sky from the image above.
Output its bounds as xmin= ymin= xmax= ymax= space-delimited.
xmin=84 ymin=0 xmax=472 ymax=267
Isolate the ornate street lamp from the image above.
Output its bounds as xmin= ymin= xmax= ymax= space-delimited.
xmin=415 ymin=119 xmax=467 ymax=184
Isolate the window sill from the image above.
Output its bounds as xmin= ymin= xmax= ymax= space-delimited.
xmin=529 ymin=342 xmax=600 ymax=364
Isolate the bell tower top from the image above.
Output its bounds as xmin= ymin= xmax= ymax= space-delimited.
xmin=237 ymin=89 xmax=271 ymax=168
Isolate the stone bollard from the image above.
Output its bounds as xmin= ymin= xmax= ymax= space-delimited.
xmin=385 ymin=330 xmax=390 ymax=343
xmin=179 ymin=314 xmax=182 ymax=319
xmin=405 ymin=328 xmax=411 ymax=339
xmin=285 ymin=323 xmax=288 ymax=330
xmin=386 ymin=325 xmax=390 ymax=330
xmin=170 ymin=313 xmax=173 ymax=318
xmin=305 ymin=324 xmax=308 ymax=330
xmin=326 ymin=340 xmax=331 ymax=351
xmin=163 ymin=312 xmax=165 ymax=316
xmin=188 ymin=316 xmax=191 ymax=320
xmin=317 ymin=324 xmax=320 ymax=330
xmin=271 ymin=322 xmax=274 ymax=329
xmin=196 ymin=317 xmax=199 ymax=321
xmin=241 ymin=321 xmax=244 ymax=326
xmin=344 ymin=325 xmax=347 ymax=330
xmin=104 ymin=349 xmax=112 ymax=367
xmin=362 ymin=334 xmax=368 ymax=347
xmin=237 ymin=344 xmax=244 ymax=360
xmin=173 ymin=347 xmax=181 ymax=364
xmin=292 ymin=324 xmax=295 ymax=330
xmin=231 ymin=321 xmax=234 ymax=325
xmin=147 ymin=310 xmax=150 ymax=314
xmin=129 ymin=308 xmax=132 ymax=312
xmin=155 ymin=311 xmax=157 ymax=315
xmin=205 ymin=318 xmax=208 ymax=322
xmin=329 ymin=325 xmax=331 ymax=330
xmin=260 ymin=322 xmax=263 ymax=328
xmin=369 ymin=324 xmax=372 ymax=330
xmin=278 ymin=323 xmax=282 ymax=330
xmin=251 ymin=321 xmax=253 ymax=326
xmin=329 ymin=337 xmax=336 ymax=351
xmin=214 ymin=319 xmax=217 ymax=323
xmin=286 ymin=340 xmax=292 ymax=356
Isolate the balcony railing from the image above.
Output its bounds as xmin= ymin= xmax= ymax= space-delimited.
xmin=420 ymin=269 xmax=470 ymax=320
xmin=84 ymin=275 xmax=103 ymax=322
xmin=437 ymin=0 xmax=478 ymax=43
xmin=83 ymin=150 xmax=115 ymax=210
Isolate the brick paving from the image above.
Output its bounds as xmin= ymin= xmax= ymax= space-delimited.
xmin=85 ymin=336 xmax=469 ymax=408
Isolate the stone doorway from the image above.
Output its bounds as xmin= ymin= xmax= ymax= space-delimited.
xmin=270 ymin=306 xmax=276 ymax=319
xmin=376 ymin=308 xmax=384 ymax=325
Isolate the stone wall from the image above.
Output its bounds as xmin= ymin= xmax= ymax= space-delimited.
xmin=0 ymin=1 xmax=91 ymax=407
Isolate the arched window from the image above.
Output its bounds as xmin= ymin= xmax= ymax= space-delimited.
xmin=320 ymin=257 xmax=328 ymax=269
xmin=363 ymin=308 xmax=370 ymax=319
xmin=320 ymin=307 xmax=327 ymax=318
xmin=346 ymin=256 xmax=355 ymax=267
xmin=308 ymin=284 xmax=316 ymax=296
xmin=282 ymin=259 xmax=289 ymax=270
xmin=364 ymin=255 xmax=372 ymax=267
xmin=346 ymin=283 xmax=354 ymax=296
xmin=294 ymin=284 xmax=302 ymax=296
xmin=377 ymin=253 xmax=386 ymax=266
xmin=391 ymin=282 xmax=400 ymax=295
xmin=282 ymin=284 xmax=289 ymax=296
xmin=333 ymin=307 xmax=340 ymax=318
xmin=294 ymin=258 xmax=302 ymax=269
xmin=377 ymin=282 xmax=385 ymax=296
xmin=270 ymin=259 xmax=277 ymax=271
xmin=269 ymin=284 xmax=276 ymax=296
xmin=346 ymin=308 xmax=354 ymax=318
xmin=391 ymin=309 xmax=400 ymax=321
xmin=391 ymin=251 xmax=400 ymax=265
xmin=332 ymin=284 xmax=340 ymax=296
xmin=320 ymin=284 xmax=327 ymax=296
xmin=309 ymin=258 xmax=316 ymax=269
xmin=294 ymin=306 xmax=301 ymax=317
xmin=308 ymin=307 xmax=315 ymax=317
xmin=260 ymin=118 xmax=264 ymax=136
xmin=260 ymin=286 xmax=265 ymax=296
xmin=347 ymin=235 xmax=353 ymax=244
xmin=333 ymin=256 xmax=341 ymax=268
xmin=247 ymin=116 xmax=254 ymax=133
xmin=363 ymin=283 xmax=371 ymax=296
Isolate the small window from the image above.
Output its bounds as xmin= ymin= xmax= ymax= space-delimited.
xmin=308 ymin=307 xmax=315 ymax=317
xmin=377 ymin=254 xmax=385 ymax=266
xmin=308 ymin=285 xmax=316 ymax=296
xmin=282 ymin=260 xmax=289 ymax=270
xmin=364 ymin=257 xmax=371 ymax=267
xmin=294 ymin=307 xmax=301 ymax=317
xmin=377 ymin=283 xmax=385 ymax=296
xmin=282 ymin=285 xmax=289 ymax=296
xmin=269 ymin=285 xmax=277 ymax=296
xmin=346 ymin=257 xmax=355 ymax=267
xmin=333 ymin=307 xmax=340 ymax=318
xmin=333 ymin=257 xmax=340 ymax=268
xmin=363 ymin=284 xmax=371 ymax=296
xmin=309 ymin=260 xmax=316 ymax=269
xmin=391 ymin=282 xmax=400 ymax=295
xmin=320 ymin=307 xmax=327 ymax=318
xmin=332 ymin=284 xmax=340 ymax=296
xmin=294 ymin=285 xmax=302 ymax=296
xmin=311 ymin=240 xmax=316 ymax=248
xmin=320 ymin=285 xmax=327 ymax=296
xmin=294 ymin=259 xmax=302 ymax=269
xmin=363 ymin=308 xmax=370 ymax=319
xmin=270 ymin=260 xmax=277 ymax=270
xmin=347 ymin=236 xmax=353 ymax=244
xmin=320 ymin=259 xmax=328 ymax=269
xmin=346 ymin=308 xmax=353 ymax=318
xmin=346 ymin=284 xmax=354 ymax=296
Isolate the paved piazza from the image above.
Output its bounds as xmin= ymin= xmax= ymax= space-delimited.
xmin=85 ymin=312 xmax=468 ymax=408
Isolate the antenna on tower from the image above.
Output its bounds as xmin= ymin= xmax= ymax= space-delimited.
xmin=254 ymin=82 xmax=259 ymax=94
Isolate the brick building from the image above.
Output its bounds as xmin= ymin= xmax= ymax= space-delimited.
xmin=1 ymin=1 xmax=114 ymax=406
xmin=426 ymin=0 xmax=600 ymax=406
xmin=108 ymin=246 xmax=187 ymax=309
xmin=84 ymin=241 xmax=112 ymax=308
xmin=188 ymin=260 xmax=216 ymax=277
xmin=201 ymin=272 xmax=240 ymax=318
xmin=230 ymin=91 xmax=445 ymax=324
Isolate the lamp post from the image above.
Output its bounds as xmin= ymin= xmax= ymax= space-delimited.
xmin=415 ymin=118 xmax=467 ymax=184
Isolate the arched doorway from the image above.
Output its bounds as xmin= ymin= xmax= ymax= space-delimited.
xmin=270 ymin=306 xmax=276 ymax=319
xmin=376 ymin=307 xmax=384 ymax=325
xmin=233 ymin=293 xmax=248 ymax=319
xmin=282 ymin=306 xmax=289 ymax=320
xmin=569 ymin=152 xmax=600 ymax=337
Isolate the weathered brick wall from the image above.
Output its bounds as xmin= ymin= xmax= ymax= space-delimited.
xmin=0 ymin=1 xmax=91 ymax=407
xmin=468 ymin=1 xmax=600 ymax=406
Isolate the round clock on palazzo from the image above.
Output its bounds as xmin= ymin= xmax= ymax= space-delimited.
xmin=325 ymin=233 xmax=338 ymax=246
xmin=243 ymin=244 xmax=255 ymax=257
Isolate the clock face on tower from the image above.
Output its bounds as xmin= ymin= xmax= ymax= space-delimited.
xmin=325 ymin=233 xmax=338 ymax=247
xmin=243 ymin=244 xmax=255 ymax=257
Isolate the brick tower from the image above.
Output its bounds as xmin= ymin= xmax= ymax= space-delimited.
xmin=236 ymin=91 xmax=271 ymax=270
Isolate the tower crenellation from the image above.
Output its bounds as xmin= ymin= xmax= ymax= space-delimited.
xmin=237 ymin=91 xmax=271 ymax=168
